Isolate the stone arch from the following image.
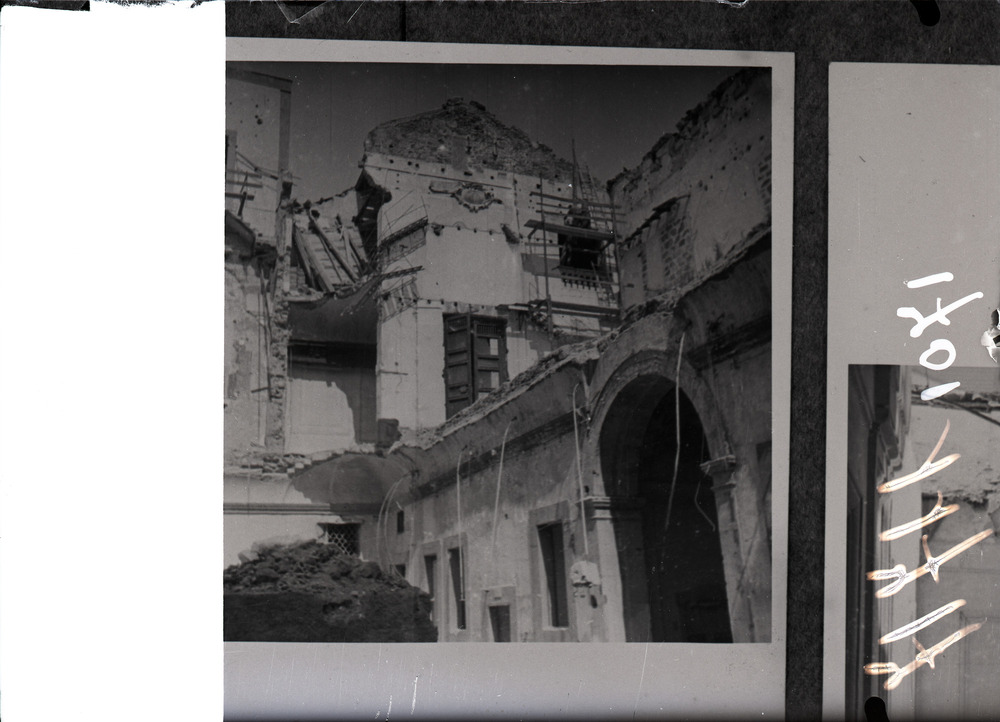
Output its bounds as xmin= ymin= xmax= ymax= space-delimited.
xmin=587 ymin=348 xmax=733 ymax=491
xmin=585 ymin=349 xmax=735 ymax=643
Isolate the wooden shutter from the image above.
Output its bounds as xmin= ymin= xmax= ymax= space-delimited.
xmin=444 ymin=313 xmax=508 ymax=418
xmin=444 ymin=314 xmax=474 ymax=418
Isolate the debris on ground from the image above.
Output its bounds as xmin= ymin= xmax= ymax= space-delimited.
xmin=224 ymin=540 xmax=437 ymax=643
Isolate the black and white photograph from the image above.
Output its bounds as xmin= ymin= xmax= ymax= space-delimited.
xmin=223 ymin=52 xmax=787 ymax=647
xmin=845 ymin=365 xmax=1000 ymax=720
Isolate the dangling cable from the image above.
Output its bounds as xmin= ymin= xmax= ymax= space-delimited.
xmin=456 ymin=449 xmax=465 ymax=604
xmin=490 ymin=420 xmax=514 ymax=585
xmin=377 ymin=473 xmax=409 ymax=571
xmin=693 ymin=435 xmax=717 ymax=532
xmin=572 ymin=383 xmax=590 ymax=557
xmin=664 ymin=332 xmax=686 ymax=532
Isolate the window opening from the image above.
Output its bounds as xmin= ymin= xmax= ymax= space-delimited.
xmin=318 ymin=522 xmax=360 ymax=556
xmin=448 ymin=546 xmax=467 ymax=631
xmin=424 ymin=555 xmax=437 ymax=621
xmin=489 ymin=605 xmax=512 ymax=642
xmin=444 ymin=314 xmax=508 ymax=418
xmin=538 ymin=523 xmax=569 ymax=628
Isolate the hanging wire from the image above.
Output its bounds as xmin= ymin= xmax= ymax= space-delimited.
xmin=489 ymin=420 xmax=515 ymax=585
xmin=664 ymin=332 xmax=686 ymax=532
xmin=572 ymin=383 xmax=590 ymax=557
xmin=456 ymin=449 xmax=465 ymax=604
xmin=693 ymin=434 xmax=717 ymax=532
xmin=376 ymin=473 xmax=409 ymax=571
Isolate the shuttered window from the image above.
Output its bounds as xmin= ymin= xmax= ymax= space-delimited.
xmin=443 ymin=314 xmax=507 ymax=418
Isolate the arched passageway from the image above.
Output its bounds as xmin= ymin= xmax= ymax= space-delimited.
xmin=599 ymin=374 xmax=732 ymax=643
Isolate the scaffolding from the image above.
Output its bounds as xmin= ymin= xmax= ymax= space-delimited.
xmin=522 ymin=153 xmax=621 ymax=339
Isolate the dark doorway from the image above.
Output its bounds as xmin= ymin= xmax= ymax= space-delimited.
xmin=600 ymin=374 xmax=732 ymax=643
xmin=489 ymin=606 xmax=511 ymax=642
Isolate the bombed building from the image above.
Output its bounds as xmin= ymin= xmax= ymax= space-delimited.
xmin=224 ymin=65 xmax=774 ymax=643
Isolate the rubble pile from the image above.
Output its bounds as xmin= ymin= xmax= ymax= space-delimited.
xmin=224 ymin=541 xmax=437 ymax=642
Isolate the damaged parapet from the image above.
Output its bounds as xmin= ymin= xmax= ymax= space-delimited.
xmin=364 ymin=97 xmax=576 ymax=181
xmin=610 ymin=68 xmax=772 ymax=312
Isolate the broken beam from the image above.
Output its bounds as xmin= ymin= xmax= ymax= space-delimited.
xmin=529 ymin=190 xmax=616 ymax=209
xmin=524 ymin=219 xmax=614 ymax=242
xmin=308 ymin=216 xmax=357 ymax=284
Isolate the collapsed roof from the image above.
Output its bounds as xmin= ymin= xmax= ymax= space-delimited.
xmin=364 ymin=97 xmax=575 ymax=181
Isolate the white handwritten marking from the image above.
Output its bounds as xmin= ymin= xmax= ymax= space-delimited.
xmin=868 ymin=529 xmax=994 ymax=597
xmin=897 ymin=292 xmax=985 ymax=338
xmin=914 ymin=623 xmax=983 ymax=669
xmin=921 ymin=381 xmax=962 ymax=400
xmin=905 ymin=272 xmax=954 ymax=288
xmin=879 ymin=599 xmax=965 ymax=644
xmin=878 ymin=420 xmax=958 ymax=494
xmin=919 ymin=338 xmax=957 ymax=370
xmin=411 ymin=676 xmax=418 ymax=715
xmin=879 ymin=491 xmax=958 ymax=541
xmin=864 ymin=623 xmax=982 ymax=689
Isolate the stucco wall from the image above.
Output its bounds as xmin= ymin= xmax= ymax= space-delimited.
xmin=226 ymin=76 xmax=286 ymax=242
xmin=369 ymin=146 xmax=620 ymax=434
xmin=387 ymin=429 xmax=593 ymax=642
xmin=372 ymin=152 xmax=614 ymax=312
xmin=378 ymin=302 xmax=447 ymax=433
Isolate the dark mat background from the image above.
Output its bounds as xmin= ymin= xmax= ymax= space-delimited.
xmin=225 ymin=2 xmax=1000 ymax=718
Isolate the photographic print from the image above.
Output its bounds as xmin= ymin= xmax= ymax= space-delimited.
xmin=223 ymin=40 xmax=792 ymax=720
xmin=828 ymin=64 xmax=1000 ymax=720
xmin=845 ymin=365 xmax=1000 ymax=720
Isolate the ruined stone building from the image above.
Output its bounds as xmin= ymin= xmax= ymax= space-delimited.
xmin=225 ymin=65 xmax=774 ymax=644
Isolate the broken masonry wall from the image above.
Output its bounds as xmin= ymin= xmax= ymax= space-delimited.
xmin=224 ymin=250 xmax=269 ymax=463
xmin=225 ymin=69 xmax=295 ymax=461
xmin=610 ymin=69 xmax=772 ymax=311
xmin=363 ymin=98 xmax=575 ymax=184
xmin=264 ymin=217 xmax=293 ymax=454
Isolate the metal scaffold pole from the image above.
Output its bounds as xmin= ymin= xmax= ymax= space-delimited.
xmin=539 ymin=174 xmax=554 ymax=338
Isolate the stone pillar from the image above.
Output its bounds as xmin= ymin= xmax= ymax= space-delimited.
xmin=701 ymin=454 xmax=756 ymax=643
xmin=586 ymin=495 xmax=647 ymax=643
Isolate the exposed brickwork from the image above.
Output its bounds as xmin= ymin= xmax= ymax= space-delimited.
xmin=365 ymin=98 xmax=574 ymax=182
